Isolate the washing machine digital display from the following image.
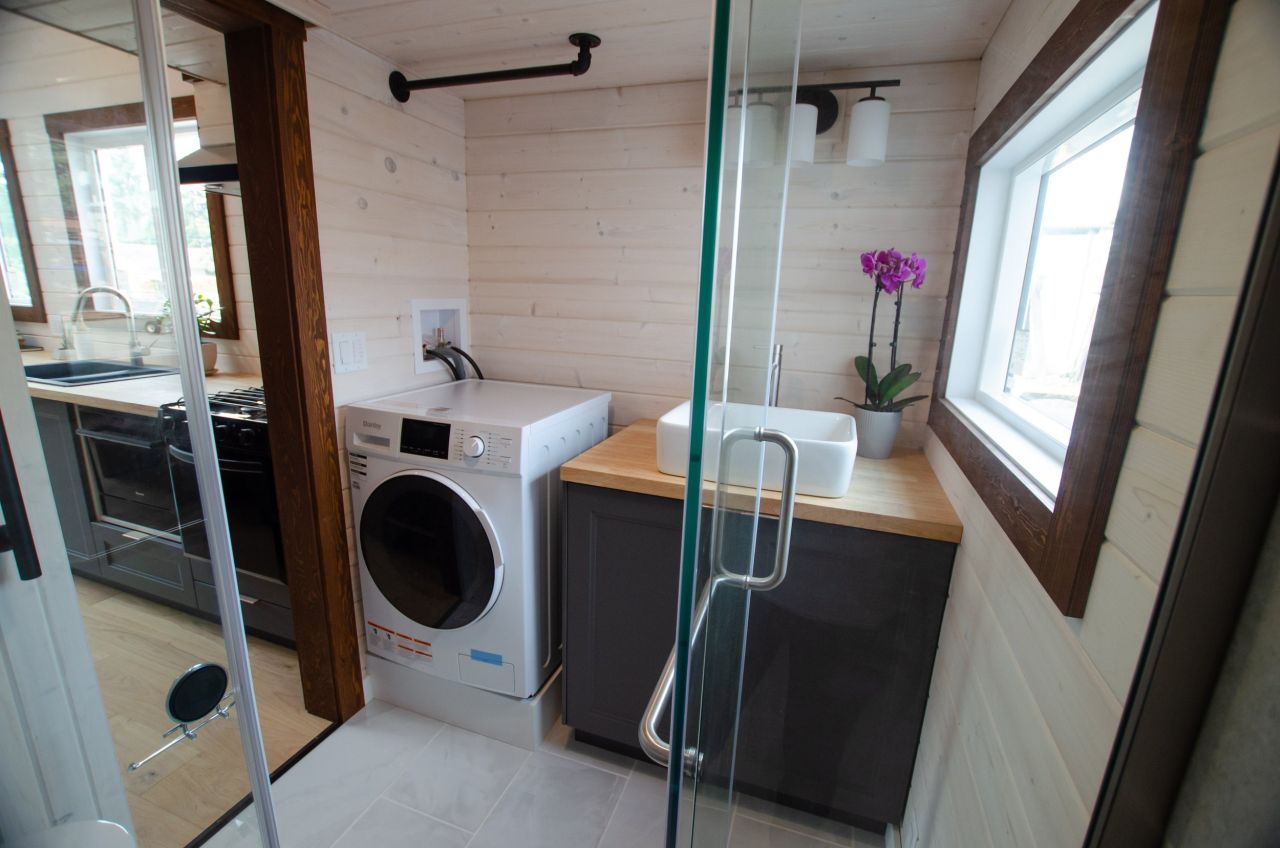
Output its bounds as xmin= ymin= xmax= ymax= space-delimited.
xmin=400 ymin=419 xmax=451 ymax=459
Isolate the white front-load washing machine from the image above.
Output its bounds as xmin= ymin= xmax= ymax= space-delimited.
xmin=347 ymin=379 xmax=610 ymax=698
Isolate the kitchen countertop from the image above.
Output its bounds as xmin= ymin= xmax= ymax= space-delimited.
xmin=22 ymin=350 xmax=262 ymax=416
xmin=560 ymin=419 xmax=963 ymax=544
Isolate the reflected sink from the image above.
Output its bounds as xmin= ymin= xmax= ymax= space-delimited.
xmin=656 ymin=401 xmax=858 ymax=498
xmin=25 ymin=359 xmax=178 ymax=386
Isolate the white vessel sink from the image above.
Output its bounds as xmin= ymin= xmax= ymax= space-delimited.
xmin=656 ymin=401 xmax=858 ymax=498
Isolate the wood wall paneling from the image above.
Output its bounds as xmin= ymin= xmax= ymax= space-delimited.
xmin=905 ymin=0 xmax=1280 ymax=845
xmin=466 ymin=61 xmax=977 ymax=442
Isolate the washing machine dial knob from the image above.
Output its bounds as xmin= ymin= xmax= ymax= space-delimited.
xmin=464 ymin=436 xmax=486 ymax=458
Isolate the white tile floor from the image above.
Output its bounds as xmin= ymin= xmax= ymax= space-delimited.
xmin=205 ymin=700 xmax=883 ymax=848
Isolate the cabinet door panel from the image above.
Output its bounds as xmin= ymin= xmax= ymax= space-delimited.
xmin=32 ymin=399 xmax=99 ymax=570
xmin=563 ymin=484 xmax=682 ymax=745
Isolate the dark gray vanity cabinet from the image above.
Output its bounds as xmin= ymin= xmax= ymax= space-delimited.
xmin=562 ymin=481 xmax=956 ymax=831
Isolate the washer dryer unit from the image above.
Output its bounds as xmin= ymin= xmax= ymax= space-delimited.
xmin=347 ymin=380 xmax=610 ymax=699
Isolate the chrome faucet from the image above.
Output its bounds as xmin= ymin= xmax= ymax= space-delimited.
xmin=72 ymin=286 xmax=146 ymax=365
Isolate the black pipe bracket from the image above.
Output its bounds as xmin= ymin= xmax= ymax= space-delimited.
xmin=390 ymin=33 xmax=602 ymax=102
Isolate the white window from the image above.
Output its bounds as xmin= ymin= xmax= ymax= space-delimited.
xmin=0 ymin=145 xmax=34 ymax=309
xmin=945 ymin=4 xmax=1156 ymax=498
xmin=65 ymin=120 xmax=222 ymax=317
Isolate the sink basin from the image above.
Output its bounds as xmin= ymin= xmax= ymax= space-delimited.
xmin=656 ymin=401 xmax=858 ymax=498
xmin=25 ymin=360 xmax=178 ymax=386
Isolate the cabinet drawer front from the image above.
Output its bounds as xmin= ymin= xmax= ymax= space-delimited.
xmin=194 ymin=582 xmax=294 ymax=644
xmin=93 ymin=523 xmax=195 ymax=608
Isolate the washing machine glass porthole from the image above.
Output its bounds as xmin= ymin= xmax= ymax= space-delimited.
xmin=359 ymin=473 xmax=499 ymax=630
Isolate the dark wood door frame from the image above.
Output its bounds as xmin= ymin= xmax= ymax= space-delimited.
xmin=1086 ymin=151 xmax=1280 ymax=845
xmin=160 ymin=0 xmax=363 ymax=722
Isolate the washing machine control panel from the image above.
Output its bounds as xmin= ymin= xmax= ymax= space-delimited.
xmin=452 ymin=425 xmax=519 ymax=471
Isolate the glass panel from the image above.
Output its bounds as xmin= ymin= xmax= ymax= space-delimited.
xmin=0 ymin=142 xmax=33 ymax=307
xmin=667 ymin=1 xmax=803 ymax=846
xmin=1002 ymin=91 xmax=1141 ymax=436
xmin=0 ymin=3 xmax=323 ymax=846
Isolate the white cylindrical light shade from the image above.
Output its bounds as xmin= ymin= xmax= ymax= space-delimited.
xmin=745 ymin=101 xmax=778 ymax=166
xmin=724 ymin=103 xmax=743 ymax=165
xmin=789 ymin=102 xmax=818 ymax=165
xmin=846 ymin=96 xmax=891 ymax=167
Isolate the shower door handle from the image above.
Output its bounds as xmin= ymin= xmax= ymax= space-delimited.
xmin=638 ymin=427 xmax=799 ymax=767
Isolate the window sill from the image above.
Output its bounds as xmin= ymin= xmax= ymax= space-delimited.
xmin=948 ymin=396 xmax=1063 ymax=501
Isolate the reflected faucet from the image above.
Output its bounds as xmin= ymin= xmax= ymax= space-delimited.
xmin=72 ymin=286 xmax=146 ymax=366
xmin=753 ymin=343 xmax=784 ymax=406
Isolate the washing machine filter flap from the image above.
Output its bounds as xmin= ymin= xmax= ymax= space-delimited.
xmin=358 ymin=470 xmax=502 ymax=630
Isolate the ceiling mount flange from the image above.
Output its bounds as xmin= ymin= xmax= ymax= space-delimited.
xmin=388 ymin=32 xmax=603 ymax=102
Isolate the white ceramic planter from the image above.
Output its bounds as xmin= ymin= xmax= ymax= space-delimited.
xmin=201 ymin=340 xmax=218 ymax=373
xmin=852 ymin=407 xmax=901 ymax=459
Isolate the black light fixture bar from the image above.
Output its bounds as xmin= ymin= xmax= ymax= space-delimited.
xmin=730 ymin=78 xmax=900 ymax=97
xmin=729 ymin=78 xmax=901 ymax=135
xmin=390 ymin=33 xmax=601 ymax=102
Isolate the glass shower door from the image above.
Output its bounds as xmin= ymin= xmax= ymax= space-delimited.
xmin=0 ymin=0 xmax=279 ymax=844
xmin=638 ymin=0 xmax=805 ymax=846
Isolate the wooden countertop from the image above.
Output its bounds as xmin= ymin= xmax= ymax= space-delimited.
xmin=561 ymin=419 xmax=963 ymax=544
xmin=22 ymin=350 xmax=261 ymax=416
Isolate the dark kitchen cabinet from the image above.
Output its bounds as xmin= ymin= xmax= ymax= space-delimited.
xmin=562 ymin=482 xmax=955 ymax=831
xmin=92 ymin=522 xmax=195 ymax=608
xmin=33 ymin=398 xmax=100 ymax=575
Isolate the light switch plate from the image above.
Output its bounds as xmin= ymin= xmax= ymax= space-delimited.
xmin=331 ymin=331 xmax=368 ymax=373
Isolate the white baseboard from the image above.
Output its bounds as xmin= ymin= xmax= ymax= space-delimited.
xmin=365 ymin=654 xmax=562 ymax=749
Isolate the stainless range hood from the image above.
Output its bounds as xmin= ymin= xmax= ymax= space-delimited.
xmin=177 ymin=143 xmax=240 ymax=196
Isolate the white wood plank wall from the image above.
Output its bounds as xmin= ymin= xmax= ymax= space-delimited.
xmin=465 ymin=61 xmax=977 ymax=444
xmin=905 ymin=1 xmax=1280 ymax=845
xmin=304 ymin=28 xmax=468 ymax=666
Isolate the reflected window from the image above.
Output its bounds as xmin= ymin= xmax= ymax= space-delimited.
xmin=65 ymin=120 xmax=221 ymax=317
xmin=0 ymin=119 xmax=44 ymax=321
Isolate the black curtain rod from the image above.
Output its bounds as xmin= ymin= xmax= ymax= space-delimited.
xmin=390 ymin=33 xmax=601 ymax=102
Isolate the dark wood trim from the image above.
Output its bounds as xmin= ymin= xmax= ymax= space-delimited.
xmin=1044 ymin=0 xmax=1233 ymax=612
xmin=203 ymin=192 xmax=240 ymax=340
xmin=1086 ymin=138 xmax=1280 ymax=848
xmin=0 ymin=119 xmax=46 ymax=324
xmin=930 ymin=0 xmax=1231 ymax=615
xmin=205 ymin=6 xmax=362 ymax=721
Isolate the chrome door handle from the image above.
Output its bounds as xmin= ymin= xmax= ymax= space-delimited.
xmin=638 ymin=426 xmax=799 ymax=766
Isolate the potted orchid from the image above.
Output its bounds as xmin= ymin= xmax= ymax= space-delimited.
xmin=835 ymin=248 xmax=928 ymax=458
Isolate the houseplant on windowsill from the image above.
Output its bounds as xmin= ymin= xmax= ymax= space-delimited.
xmin=161 ymin=294 xmax=222 ymax=373
xmin=836 ymin=249 xmax=928 ymax=459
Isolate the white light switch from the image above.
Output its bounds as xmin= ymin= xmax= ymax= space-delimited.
xmin=331 ymin=331 xmax=368 ymax=373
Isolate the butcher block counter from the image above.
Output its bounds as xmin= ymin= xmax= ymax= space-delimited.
xmin=559 ymin=418 xmax=961 ymax=543
xmin=22 ymin=350 xmax=261 ymax=414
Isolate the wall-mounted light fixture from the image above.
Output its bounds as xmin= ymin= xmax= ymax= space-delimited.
xmin=729 ymin=78 xmax=900 ymax=168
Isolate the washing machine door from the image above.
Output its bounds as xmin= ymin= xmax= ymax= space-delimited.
xmin=358 ymin=470 xmax=503 ymax=630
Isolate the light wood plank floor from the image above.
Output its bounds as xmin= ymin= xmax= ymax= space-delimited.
xmin=75 ymin=576 xmax=332 ymax=848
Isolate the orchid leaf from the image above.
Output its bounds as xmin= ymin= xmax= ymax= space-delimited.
xmin=877 ymin=365 xmax=920 ymax=404
xmin=854 ymin=355 xmax=880 ymax=402
xmin=885 ymin=394 xmax=929 ymax=411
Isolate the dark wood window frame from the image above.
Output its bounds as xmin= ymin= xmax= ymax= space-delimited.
xmin=1 ymin=118 xmax=47 ymax=324
xmin=930 ymin=0 xmax=1231 ymax=616
xmin=43 ymin=96 xmax=240 ymax=340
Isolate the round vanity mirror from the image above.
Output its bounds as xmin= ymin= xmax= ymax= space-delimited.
xmin=165 ymin=662 xmax=229 ymax=724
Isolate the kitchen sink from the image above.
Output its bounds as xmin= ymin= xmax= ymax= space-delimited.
xmin=25 ymin=360 xmax=178 ymax=386
xmin=656 ymin=400 xmax=858 ymax=498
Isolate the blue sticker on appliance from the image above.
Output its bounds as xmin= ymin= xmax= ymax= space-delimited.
xmin=470 ymin=649 xmax=503 ymax=666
